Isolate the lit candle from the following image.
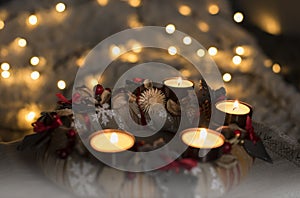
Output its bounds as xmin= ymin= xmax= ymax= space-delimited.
xmin=181 ymin=128 xmax=224 ymax=149
xmin=216 ymin=100 xmax=250 ymax=115
xmin=215 ymin=100 xmax=252 ymax=128
xmin=181 ymin=128 xmax=225 ymax=162
xmin=163 ymin=77 xmax=193 ymax=88
xmin=163 ymin=77 xmax=194 ymax=101
xmin=90 ymin=129 xmax=135 ymax=153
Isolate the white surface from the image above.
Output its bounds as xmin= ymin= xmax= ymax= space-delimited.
xmin=0 ymin=143 xmax=72 ymax=198
xmin=223 ymin=152 xmax=300 ymax=198
xmin=1 ymin=143 xmax=300 ymax=198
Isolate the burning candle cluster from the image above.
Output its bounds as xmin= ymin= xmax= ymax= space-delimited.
xmin=88 ymin=77 xmax=253 ymax=163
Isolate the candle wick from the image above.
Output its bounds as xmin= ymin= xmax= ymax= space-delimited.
xmin=233 ymin=106 xmax=237 ymax=111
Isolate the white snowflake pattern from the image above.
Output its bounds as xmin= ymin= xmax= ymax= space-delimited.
xmin=211 ymin=178 xmax=223 ymax=190
xmin=154 ymin=176 xmax=169 ymax=198
xmin=209 ymin=167 xmax=217 ymax=177
xmin=74 ymin=119 xmax=86 ymax=131
xmin=112 ymin=111 xmax=126 ymax=130
xmin=209 ymin=167 xmax=224 ymax=193
xmin=96 ymin=103 xmax=114 ymax=126
xmin=90 ymin=113 xmax=98 ymax=122
xmin=191 ymin=166 xmax=202 ymax=176
xmin=186 ymin=107 xmax=196 ymax=123
xmin=68 ymin=161 xmax=98 ymax=197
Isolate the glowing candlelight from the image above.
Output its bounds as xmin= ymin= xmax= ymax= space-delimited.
xmin=233 ymin=100 xmax=239 ymax=111
xmin=164 ymin=77 xmax=193 ymax=88
xmin=215 ymin=100 xmax=252 ymax=128
xmin=216 ymin=100 xmax=250 ymax=115
xmin=90 ymin=129 xmax=135 ymax=153
xmin=181 ymin=128 xmax=224 ymax=149
xmin=25 ymin=111 xmax=36 ymax=122
xmin=163 ymin=77 xmax=194 ymax=101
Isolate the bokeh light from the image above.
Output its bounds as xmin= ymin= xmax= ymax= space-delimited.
xmin=272 ymin=63 xmax=281 ymax=73
xmin=31 ymin=71 xmax=40 ymax=80
xmin=178 ymin=5 xmax=192 ymax=16
xmin=233 ymin=12 xmax=244 ymax=23
xmin=30 ymin=56 xmax=40 ymax=66
xmin=165 ymin=24 xmax=176 ymax=34
xmin=235 ymin=46 xmax=245 ymax=55
xmin=208 ymin=4 xmax=219 ymax=15
xmin=1 ymin=62 xmax=10 ymax=71
xmin=1 ymin=70 xmax=10 ymax=78
xmin=232 ymin=55 xmax=242 ymax=65
xmin=55 ymin=3 xmax=66 ymax=13
xmin=208 ymin=47 xmax=218 ymax=56
xmin=223 ymin=73 xmax=232 ymax=82
xmin=168 ymin=46 xmax=177 ymax=55
xmin=197 ymin=49 xmax=205 ymax=57
xmin=183 ymin=36 xmax=192 ymax=45
xmin=0 ymin=20 xmax=5 ymax=30
xmin=57 ymin=80 xmax=66 ymax=89
xmin=17 ymin=38 xmax=27 ymax=47
xmin=28 ymin=14 xmax=38 ymax=25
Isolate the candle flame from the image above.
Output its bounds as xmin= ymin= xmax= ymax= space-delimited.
xmin=25 ymin=111 xmax=36 ymax=122
xmin=233 ymin=100 xmax=239 ymax=111
xmin=177 ymin=77 xmax=182 ymax=86
xmin=199 ymin=128 xmax=207 ymax=142
xmin=110 ymin=132 xmax=118 ymax=144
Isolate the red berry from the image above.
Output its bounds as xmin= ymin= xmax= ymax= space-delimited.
xmin=72 ymin=93 xmax=81 ymax=102
xmin=67 ymin=129 xmax=76 ymax=138
xmin=95 ymin=84 xmax=104 ymax=95
xmin=57 ymin=149 xmax=69 ymax=159
xmin=133 ymin=78 xmax=144 ymax=83
xmin=127 ymin=172 xmax=136 ymax=180
xmin=223 ymin=142 xmax=232 ymax=154
xmin=234 ymin=130 xmax=241 ymax=137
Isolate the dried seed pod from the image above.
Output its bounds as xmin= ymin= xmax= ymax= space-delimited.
xmin=143 ymin=79 xmax=153 ymax=89
xmin=139 ymin=88 xmax=165 ymax=113
xmin=166 ymin=99 xmax=181 ymax=116
xmin=100 ymin=89 xmax=111 ymax=105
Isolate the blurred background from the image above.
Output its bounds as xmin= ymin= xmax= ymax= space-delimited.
xmin=232 ymin=0 xmax=300 ymax=90
xmin=1 ymin=2 xmax=300 ymax=198
xmin=0 ymin=0 xmax=299 ymax=142
xmin=1 ymin=0 xmax=299 ymax=87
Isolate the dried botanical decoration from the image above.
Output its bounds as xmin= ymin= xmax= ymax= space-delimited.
xmin=166 ymin=99 xmax=181 ymax=116
xmin=143 ymin=79 xmax=153 ymax=89
xmin=139 ymin=88 xmax=166 ymax=113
